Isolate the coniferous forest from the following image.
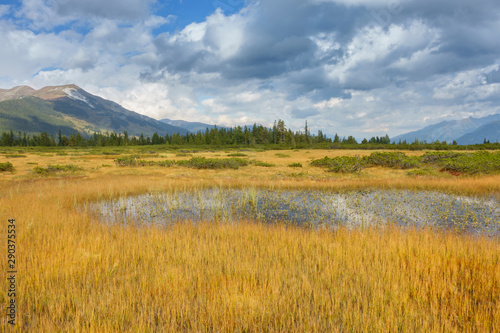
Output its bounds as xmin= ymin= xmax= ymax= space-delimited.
xmin=1 ymin=120 xmax=498 ymax=150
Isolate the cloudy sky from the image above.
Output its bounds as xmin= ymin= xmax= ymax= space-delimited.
xmin=1 ymin=0 xmax=499 ymax=138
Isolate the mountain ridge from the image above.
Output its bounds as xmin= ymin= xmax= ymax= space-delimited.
xmin=0 ymin=85 xmax=190 ymax=137
xmin=456 ymin=121 xmax=500 ymax=144
xmin=392 ymin=114 xmax=500 ymax=144
xmin=160 ymin=119 xmax=231 ymax=133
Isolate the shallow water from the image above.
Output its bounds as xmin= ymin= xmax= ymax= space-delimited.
xmin=90 ymin=188 xmax=500 ymax=236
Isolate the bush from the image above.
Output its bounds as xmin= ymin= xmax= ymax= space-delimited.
xmin=179 ymin=157 xmax=250 ymax=170
xmin=4 ymin=154 xmax=26 ymax=158
xmin=115 ymin=156 xmax=175 ymax=167
xmin=227 ymin=153 xmax=248 ymax=157
xmin=364 ymin=152 xmax=420 ymax=169
xmin=420 ymin=152 xmax=465 ymax=163
xmin=33 ymin=164 xmax=82 ymax=175
xmin=311 ymin=156 xmax=366 ymax=173
xmin=155 ymin=160 xmax=176 ymax=167
xmin=437 ymin=151 xmax=500 ymax=174
xmin=0 ymin=162 xmax=14 ymax=172
xmin=115 ymin=155 xmax=150 ymax=166
xmin=288 ymin=163 xmax=303 ymax=168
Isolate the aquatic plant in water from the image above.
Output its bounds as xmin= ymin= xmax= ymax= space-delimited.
xmin=91 ymin=188 xmax=500 ymax=236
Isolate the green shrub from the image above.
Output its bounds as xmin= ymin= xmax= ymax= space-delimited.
xmin=437 ymin=151 xmax=500 ymax=174
xmin=288 ymin=163 xmax=303 ymax=168
xmin=115 ymin=156 xmax=176 ymax=167
xmin=155 ymin=160 xmax=176 ymax=167
xmin=4 ymin=154 xmax=27 ymax=158
xmin=227 ymin=153 xmax=248 ymax=157
xmin=364 ymin=152 xmax=420 ymax=169
xmin=311 ymin=156 xmax=366 ymax=173
xmin=115 ymin=155 xmax=149 ymax=166
xmin=0 ymin=162 xmax=14 ymax=172
xmin=33 ymin=164 xmax=82 ymax=175
xmin=420 ymin=152 xmax=464 ymax=163
xmin=178 ymin=157 xmax=250 ymax=170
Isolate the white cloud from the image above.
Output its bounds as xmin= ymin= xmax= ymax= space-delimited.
xmin=309 ymin=32 xmax=340 ymax=56
xmin=433 ymin=66 xmax=500 ymax=101
xmin=235 ymin=91 xmax=261 ymax=103
xmin=1 ymin=0 xmax=500 ymax=139
xmin=203 ymin=9 xmax=246 ymax=60
xmin=314 ymin=97 xmax=342 ymax=110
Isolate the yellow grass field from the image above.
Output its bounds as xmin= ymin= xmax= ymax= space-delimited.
xmin=1 ymin=148 xmax=499 ymax=331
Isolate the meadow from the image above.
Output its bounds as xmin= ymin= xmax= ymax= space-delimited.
xmin=1 ymin=146 xmax=499 ymax=331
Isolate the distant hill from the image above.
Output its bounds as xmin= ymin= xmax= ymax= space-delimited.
xmin=0 ymin=85 xmax=189 ymax=137
xmin=392 ymin=114 xmax=500 ymax=144
xmin=456 ymin=121 xmax=500 ymax=144
xmin=159 ymin=119 xmax=230 ymax=133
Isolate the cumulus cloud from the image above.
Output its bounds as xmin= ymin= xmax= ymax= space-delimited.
xmin=1 ymin=0 xmax=500 ymax=138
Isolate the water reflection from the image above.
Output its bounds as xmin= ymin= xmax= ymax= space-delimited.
xmin=90 ymin=188 xmax=500 ymax=236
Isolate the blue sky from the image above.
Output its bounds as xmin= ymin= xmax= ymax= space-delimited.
xmin=155 ymin=0 xmax=246 ymax=33
xmin=1 ymin=0 xmax=499 ymax=139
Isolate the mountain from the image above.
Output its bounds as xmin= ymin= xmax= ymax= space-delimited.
xmin=456 ymin=121 xmax=500 ymax=144
xmin=160 ymin=119 xmax=230 ymax=133
xmin=0 ymin=85 xmax=189 ymax=137
xmin=392 ymin=114 xmax=500 ymax=144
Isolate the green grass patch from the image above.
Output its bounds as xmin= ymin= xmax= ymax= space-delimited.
xmin=114 ymin=155 xmax=171 ymax=167
xmin=177 ymin=157 xmax=251 ymax=170
xmin=114 ymin=155 xmax=150 ymax=166
xmin=227 ymin=153 xmax=248 ymax=157
xmin=33 ymin=164 xmax=82 ymax=175
xmin=0 ymin=162 xmax=14 ymax=172
xmin=406 ymin=168 xmax=439 ymax=177
xmin=288 ymin=162 xmax=303 ymax=168
xmin=312 ymin=151 xmax=500 ymax=175
xmin=4 ymin=154 xmax=27 ymax=158
xmin=311 ymin=156 xmax=366 ymax=173
xmin=420 ymin=152 xmax=465 ymax=163
xmin=437 ymin=151 xmax=500 ymax=175
xmin=275 ymin=153 xmax=290 ymax=158
xmin=364 ymin=152 xmax=420 ymax=169
xmin=115 ymin=156 xmax=250 ymax=170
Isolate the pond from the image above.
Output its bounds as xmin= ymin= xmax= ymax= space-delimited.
xmin=90 ymin=188 xmax=500 ymax=236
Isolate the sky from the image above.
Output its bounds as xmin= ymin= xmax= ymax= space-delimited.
xmin=1 ymin=0 xmax=500 ymax=139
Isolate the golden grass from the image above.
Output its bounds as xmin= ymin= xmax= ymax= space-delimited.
xmin=0 ymin=149 xmax=499 ymax=331
xmin=1 ymin=148 xmax=500 ymax=196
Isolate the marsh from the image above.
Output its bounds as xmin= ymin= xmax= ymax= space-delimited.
xmin=92 ymin=188 xmax=500 ymax=236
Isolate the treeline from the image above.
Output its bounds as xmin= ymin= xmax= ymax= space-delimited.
xmin=1 ymin=120 xmax=499 ymax=150
xmin=0 ymin=120 xmax=330 ymax=147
